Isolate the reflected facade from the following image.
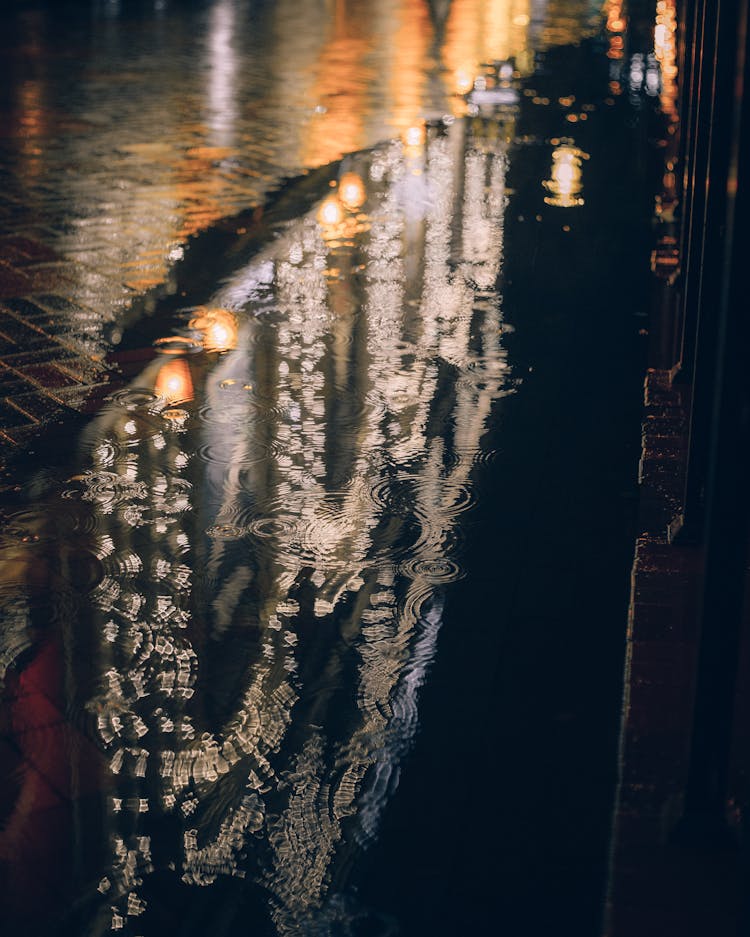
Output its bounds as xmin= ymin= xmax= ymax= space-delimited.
xmin=0 ymin=2 xmax=618 ymax=934
xmin=0 ymin=0 xmax=600 ymax=358
xmin=62 ymin=117 xmax=512 ymax=935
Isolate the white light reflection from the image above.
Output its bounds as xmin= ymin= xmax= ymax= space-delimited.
xmin=60 ymin=116 xmax=513 ymax=935
xmin=207 ymin=0 xmax=238 ymax=147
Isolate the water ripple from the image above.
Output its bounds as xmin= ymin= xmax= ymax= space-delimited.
xmin=399 ymin=556 xmax=464 ymax=584
xmin=108 ymin=388 xmax=161 ymax=410
xmin=196 ymin=441 xmax=270 ymax=466
xmin=206 ymin=524 xmax=247 ymax=541
xmin=246 ymin=516 xmax=300 ymax=540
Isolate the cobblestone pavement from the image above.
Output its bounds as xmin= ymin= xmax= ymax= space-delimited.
xmin=0 ymin=0 xmax=343 ymax=471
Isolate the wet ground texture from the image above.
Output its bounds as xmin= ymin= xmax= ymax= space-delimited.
xmin=1 ymin=2 xmax=663 ymax=935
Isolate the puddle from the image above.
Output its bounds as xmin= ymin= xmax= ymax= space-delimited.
xmin=1 ymin=118 xmax=513 ymax=935
xmin=0 ymin=0 xmax=663 ymax=933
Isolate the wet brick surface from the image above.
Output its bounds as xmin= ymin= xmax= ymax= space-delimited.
xmin=0 ymin=0 xmax=604 ymax=479
xmin=605 ymin=369 xmax=742 ymax=937
xmin=0 ymin=3 xmax=328 ymax=472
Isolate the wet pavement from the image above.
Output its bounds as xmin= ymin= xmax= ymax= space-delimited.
xmin=1 ymin=2 xmax=663 ymax=935
xmin=0 ymin=0 xmax=604 ymax=463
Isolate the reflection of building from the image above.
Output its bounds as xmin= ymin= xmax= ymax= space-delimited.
xmin=444 ymin=0 xmax=534 ymax=97
xmin=2 ymin=0 xmax=591 ymax=365
xmin=62 ymin=115 xmax=512 ymax=934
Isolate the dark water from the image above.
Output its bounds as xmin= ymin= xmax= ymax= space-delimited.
xmin=0 ymin=1 xmax=667 ymax=935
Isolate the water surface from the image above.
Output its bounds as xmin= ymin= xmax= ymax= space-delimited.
xmin=0 ymin=1 xmax=660 ymax=934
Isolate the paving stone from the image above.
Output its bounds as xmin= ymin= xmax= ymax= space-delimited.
xmin=3 ymin=392 xmax=71 ymax=424
xmin=0 ymin=297 xmax=52 ymax=320
xmin=0 ymin=347 xmax=78 ymax=369
xmin=0 ymin=242 xmax=32 ymax=266
xmin=0 ymin=400 xmax=35 ymax=429
xmin=54 ymin=381 xmax=114 ymax=414
xmin=16 ymin=363 xmax=81 ymax=391
xmin=0 ymin=236 xmax=59 ymax=264
xmin=25 ymin=265 xmax=78 ymax=293
xmin=53 ymin=356 xmax=111 ymax=384
xmin=0 ymin=334 xmax=17 ymax=355
xmin=0 ymin=310 xmax=53 ymax=347
xmin=2 ymin=422 xmax=48 ymax=447
xmin=0 ymin=368 xmax=38 ymax=398
xmin=31 ymin=293 xmax=90 ymax=314
xmin=0 ymin=262 xmax=31 ymax=297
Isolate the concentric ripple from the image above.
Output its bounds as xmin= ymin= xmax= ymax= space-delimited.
xmin=369 ymin=473 xmax=476 ymax=522
xmin=108 ymin=388 xmax=161 ymax=410
xmin=246 ymin=516 xmax=299 ymax=539
xmin=206 ymin=524 xmax=247 ymax=541
xmin=196 ymin=441 xmax=270 ymax=466
xmin=399 ymin=556 xmax=464 ymax=584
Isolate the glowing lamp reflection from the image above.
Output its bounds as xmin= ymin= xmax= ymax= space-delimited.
xmin=189 ymin=307 xmax=238 ymax=352
xmin=455 ymin=69 xmax=474 ymax=95
xmin=543 ymin=145 xmax=588 ymax=207
xmin=654 ymin=0 xmax=678 ymax=116
xmin=154 ymin=359 xmax=194 ymax=404
xmin=318 ymin=197 xmax=343 ymax=227
xmin=404 ymin=125 xmax=425 ymax=148
xmin=339 ymin=172 xmax=366 ymax=210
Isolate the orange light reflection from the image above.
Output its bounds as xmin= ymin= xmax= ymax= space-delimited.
xmin=301 ymin=0 xmax=373 ymax=166
xmin=154 ymin=359 xmax=194 ymax=404
xmin=189 ymin=307 xmax=239 ymax=353
xmin=606 ymin=0 xmax=627 ymax=60
xmin=444 ymin=0 xmax=533 ymax=112
xmin=543 ymin=144 xmax=587 ymax=207
xmin=654 ymin=0 xmax=678 ymax=118
xmin=339 ymin=172 xmax=366 ymax=210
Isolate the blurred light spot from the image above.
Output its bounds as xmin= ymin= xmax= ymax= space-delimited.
xmin=543 ymin=144 xmax=588 ymax=207
xmin=318 ymin=196 xmax=343 ymax=226
xmin=455 ymin=69 xmax=474 ymax=94
xmin=404 ymin=125 xmax=426 ymax=148
xmin=189 ymin=307 xmax=238 ymax=352
xmin=155 ymin=359 xmax=194 ymax=404
xmin=339 ymin=172 xmax=366 ymax=210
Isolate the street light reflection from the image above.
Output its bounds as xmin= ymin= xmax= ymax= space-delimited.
xmin=543 ymin=144 xmax=588 ymax=207
xmin=154 ymin=359 xmax=194 ymax=404
xmin=654 ymin=0 xmax=678 ymax=117
xmin=455 ymin=68 xmax=475 ymax=94
xmin=404 ymin=124 xmax=426 ymax=148
xmin=339 ymin=172 xmax=366 ymax=210
xmin=606 ymin=0 xmax=626 ymax=60
xmin=207 ymin=0 xmax=238 ymax=147
xmin=189 ymin=307 xmax=239 ymax=353
xmin=318 ymin=196 xmax=343 ymax=228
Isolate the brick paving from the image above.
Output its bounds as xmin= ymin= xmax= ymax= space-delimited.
xmin=0 ymin=0 xmax=395 ymax=478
